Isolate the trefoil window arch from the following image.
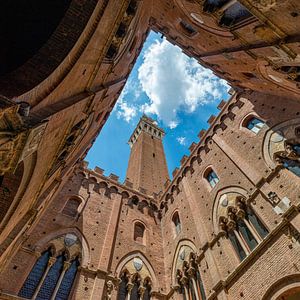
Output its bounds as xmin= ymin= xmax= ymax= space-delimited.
xmin=275 ymin=142 xmax=300 ymax=178
xmin=118 ymin=270 xmax=152 ymax=300
xmin=219 ymin=196 xmax=269 ymax=261
xmin=18 ymin=234 xmax=81 ymax=300
xmin=176 ymin=252 xmax=206 ymax=300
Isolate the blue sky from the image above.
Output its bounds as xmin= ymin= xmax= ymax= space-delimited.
xmin=86 ymin=31 xmax=230 ymax=181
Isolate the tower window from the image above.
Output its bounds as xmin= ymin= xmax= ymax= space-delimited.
xmin=172 ymin=212 xmax=181 ymax=237
xmin=179 ymin=20 xmax=197 ymax=36
xmin=62 ymin=197 xmax=81 ymax=218
xmin=134 ymin=222 xmax=145 ymax=244
xmin=245 ymin=117 xmax=265 ymax=134
xmin=203 ymin=0 xmax=253 ymax=28
xmin=153 ymin=153 xmax=155 ymax=158
xmin=205 ymin=169 xmax=219 ymax=188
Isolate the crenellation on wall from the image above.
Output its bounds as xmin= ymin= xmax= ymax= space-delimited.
xmin=1 ymin=1 xmax=300 ymax=299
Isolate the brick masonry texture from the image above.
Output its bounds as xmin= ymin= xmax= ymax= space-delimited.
xmin=1 ymin=1 xmax=300 ymax=300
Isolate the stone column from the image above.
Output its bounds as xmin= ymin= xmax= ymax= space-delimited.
xmin=32 ymin=256 xmax=56 ymax=299
xmin=51 ymin=261 xmax=71 ymax=300
xmin=233 ymin=230 xmax=249 ymax=256
xmin=243 ymin=218 xmax=262 ymax=242
xmin=127 ymin=282 xmax=134 ymax=300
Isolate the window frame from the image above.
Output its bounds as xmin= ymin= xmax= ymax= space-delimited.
xmin=204 ymin=167 xmax=220 ymax=189
xmin=133 ymin=221 xmax=146 ymax=245
xmin=241 ymin=113 xmax=266 ymax=135
xmin=171 ymin=211 xmax=182 ymax=238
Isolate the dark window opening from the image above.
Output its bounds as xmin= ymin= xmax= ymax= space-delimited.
xmin=19 ymin=249 xmax=51 ymax=299
xmin=237 ymin=219 xmax=258 ymax=251
xmin=172 ymin=212 xmax=182 ymax=236
xmin=118 ymin=274 xmax=128 ymax=300
xmin=228 ymin=231 xmax=246 ymax=261
xmin=219 ymin=2 xmax=252 ymax=27
xmin=277 ymin=65 xmax=300 ymax=82
xmin=134 ymin=222 xmax=145 ymax=244
xmin=203 ymin=0 xmax=253 ymax=28
xmin=180 ymin=20 xmax=197 ymax=36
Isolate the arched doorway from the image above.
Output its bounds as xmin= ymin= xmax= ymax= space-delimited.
xmin=276 ymin=287 xmax=300 ymax=300
xmin=262 ymin=275 xmax=300 ymax=300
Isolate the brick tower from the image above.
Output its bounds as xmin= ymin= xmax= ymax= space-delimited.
xmin=126 ymin=115 xmax=169 ymax=195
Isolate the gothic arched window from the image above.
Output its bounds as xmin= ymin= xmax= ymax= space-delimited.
xmin=203 ymin=0 xmax=253 ymax=28
xmin=19 ymin=234 xmax=81 ymax=299
xmin=205 ymin=168 xmax=219 ymax=188
xmin=118 ymin=273 xmax=129 ymax=300
xmin=172 ymin=212 xmax=182 ymax=237
xmin=18 ymin=249 xmax=51 ymax=299
xmin=130 ymin=275 xmax=141 ymax=300
xmin=62 ymin=197 xmax=81 ymax=217
xmin=143 ymin=278 xmax=152 ymax=300
xmin=134 ymin=222 xmax=145 ymax=244
xmin=55 ymin=257 xmax=80 ymax=299
xmin=245 ymin=117 xmax=265 ymax=134
xmin=36 ymin=253 xmax=66 ymax=299
xmin=220 ymin=198 xmax=269 ymax=261
xmin=176 ymin=253 xmax=206 ymax=300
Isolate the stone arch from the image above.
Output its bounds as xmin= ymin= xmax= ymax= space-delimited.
xmin=121 ymin=191 xmax=130 ymax=199
xmin=34 ymin=227 xmax=90 ymax=267
xmin=171 ymin=239 xmax=197 ymax=286
xmin=171 ymin=210 xmax=182 ymax=238
xmin=129 ymin=195 xmax=140 ymax=206
xmin=0 ymin=0 xmax=99 ymax=99
xmin=0 ymin=151 xmax=37 ymax=232
xmin=133 ymin=221 xmax=146 ymax=245
xmin=262 ymin=117 xmax=300 ymax=170
xmin=115 ymin=251 xmax=158 ymax=290
xmin=212 ymin=186 xmax=249 ymax=233
xmin=262 ymin=274 xmax=300 ymax=300
xmin=109 ymin=186 xmax=119 ymax=195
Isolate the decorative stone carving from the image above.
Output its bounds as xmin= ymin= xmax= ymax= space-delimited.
xmin=133 ymin=257 xmax=143 ymax=271
xmin=267 ymin=191 xmax=280 ymax=205
xmin=19 ymin=122 xmax=47 ymax=162
xmin=106 ymin=280 xmax=115 ymax=300
xmin=0 ymin=105 xmax=28 ymax=175
xmin=251 ymin=0 xmax=277 ymax=12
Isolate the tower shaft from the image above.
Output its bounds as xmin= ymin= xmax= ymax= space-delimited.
xmin=126 ymin=116 xmax=169 ymax=195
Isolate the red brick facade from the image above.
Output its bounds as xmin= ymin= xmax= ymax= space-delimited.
xmin=1 ymin=0 xmax=300 ymax=299
xmin=1 ymin=92 xmax=300 ymax=299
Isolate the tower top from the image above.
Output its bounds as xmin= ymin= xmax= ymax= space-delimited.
xmin=128 ymin=115 xmax=165 ymax=148
xmin=126 ymin=114 xmax=169 ymax=195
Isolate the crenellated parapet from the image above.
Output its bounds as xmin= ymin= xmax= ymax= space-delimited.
xmin=159 ymin=91 xmax=246 ymax=216
xmin=74 ymin=162 xmax=160 ymax=220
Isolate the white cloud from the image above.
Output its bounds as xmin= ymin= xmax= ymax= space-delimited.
xmin=176 ymin=136 xmax=187 ymax=146
xmin=114 ymin=80 xmax=138 ymax=123
xmin=138 ymin=38 xmax=229 ymax=128
xmin=116 ymin=100 xmax=137 ymax=123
